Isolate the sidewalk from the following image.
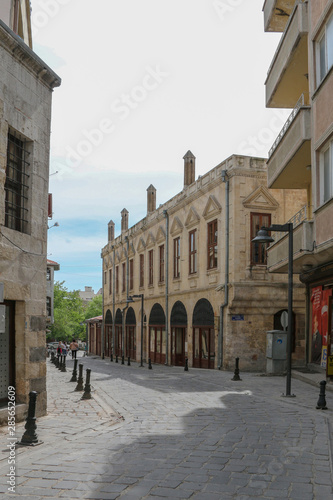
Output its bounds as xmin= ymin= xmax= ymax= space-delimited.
xmin=1 ymin=356 xmax=333 ymax=499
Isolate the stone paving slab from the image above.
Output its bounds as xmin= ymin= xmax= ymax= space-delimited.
xmin=1 ymin=357 xmax=333 ymax=498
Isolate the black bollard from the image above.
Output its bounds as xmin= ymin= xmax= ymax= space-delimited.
xmin=184 ymin=358 xmax=189 ymax=372
xmin=316 ymin=380 xmax=328 ymax=409
xmin=75 ymin=363 xmax=84 ymax=391
xmin=61 ymin=356 xmax=67 ymax=372
xmin=58 ymin=355 xmax=63 ymax=370
xmin=231 ymin=357 xmax=242 ymax=381
xmin=19 ymin=391 xmax=40 ymax=446
xmin=148 ymin=358 xmax=152 ymax=370
xmin=128 ymin=356 xmax=131 ymax=366
xmin=110 ymin=353 xmax=113 ymax=362
xmin=70 ymin=359 xmax=78 ymax=382
xmin=121 ymin=355 xmax=125 ymax=365
xmin=115 ymin=355 xmax=118 ymax=363
xmin=55 ymin=355 xmax=59 ymax=368
xmin=81 ymin=368 xmax=92 ymax=399
xmin=51 ymin=351 xmax=55 ymax=363
xmin=102 ymin=352 xmax=105 ymax=360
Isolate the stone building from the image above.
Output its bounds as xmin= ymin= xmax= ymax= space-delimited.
xmin=101 ymin=153 xmax=307 ymax=371
xmin=79 ymin=286 xmax=102 ymax=306
xmin=263 ymin=1 xmax=333 ymax=373
xmin=0 ymin=2 xmax=61 ymax=423
xmin=46 ymin=259 xmax=60 ymax=325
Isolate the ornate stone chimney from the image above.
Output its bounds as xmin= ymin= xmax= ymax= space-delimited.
xmin=147 ymin=184 xmax=156 ymax=214
xmin=121 ymin=209 xmax=129 ymax=233
xmin=108 ymin=220 xmax=115 ymax=243
xmin=183 ymin=150 xmax=196 ymax=187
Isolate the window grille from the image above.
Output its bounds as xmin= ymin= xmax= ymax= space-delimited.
xmin=5 ymin=132 xmax=30 ymax=233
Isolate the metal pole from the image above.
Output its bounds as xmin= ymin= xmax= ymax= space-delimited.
xmin=286 ymin=223 xmax=293 ymax=396
xmin=164 ymin=210 xmax=169 ymax=365
xmin=140 ymin=294 xmax=144 ymax=366
xmin=112 ymin=245 xmax=115 ymax=360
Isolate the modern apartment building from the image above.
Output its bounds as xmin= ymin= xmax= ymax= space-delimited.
xmin=101 ymin=153 xmax=307 ymax=371
xmin=263 ymin=0 xmax=333 ymax=372
xmin=0 ymin=1 xmax=61 ymax=423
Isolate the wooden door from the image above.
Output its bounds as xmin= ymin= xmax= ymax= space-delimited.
xmin=172 ymin=327 xmax=185 ymax=366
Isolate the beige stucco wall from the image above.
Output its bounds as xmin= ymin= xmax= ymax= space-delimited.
xmin=313 ymin=74 xmax=333 ymax=145
xmin=310 ymin=0 xmax=332 ymax=33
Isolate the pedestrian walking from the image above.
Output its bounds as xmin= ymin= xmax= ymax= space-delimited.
xmin=70 ymin=339 xmax=79 ymax=359
xmin=57 ymin=341 xmax=62 ymax=356
xmin=62 ymin=342 xmax=67 ymax=358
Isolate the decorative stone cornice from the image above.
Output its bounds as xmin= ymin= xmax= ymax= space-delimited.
xmin=0 ymin=20 xmax=61 ymax=89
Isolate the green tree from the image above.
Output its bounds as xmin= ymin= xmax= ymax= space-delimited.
xmin=48 ymin=281 xmax=85 ymax=342
xmin=84 ymin=294 xmax=103 ymax=320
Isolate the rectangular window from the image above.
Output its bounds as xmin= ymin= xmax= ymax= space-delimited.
xmin=122 ymin=263 xmax=126 ymax=292
xmin=46 ymin=296 xmax=52 ymax=317
xmin=104 ymin=271 xmax=107 ymax=285
xmin=109 ymin=269 xmax=112 ymax=295
xmin=116 ymin=266 xmax=119 ymax=294
xmin=173 ymin=237 xmax=180 ymax=278
xmin=129 ymin=259 xmax=133 ymax=291
xmin=207 ymin=220 xmax=217 ymax=269
xmin=189 ymin=229 xmax=197 ymax=274
xmin=320 ymin=140 xmax=333 ymax=204
xmin=47 ymin=268 xmax=51 ymax=281
xmin=317 ymin=14 xmax=333 ymax=84
xmin=159 ymin=245 xmax=165 ymax=282
xmin=5 ymin=132 xmax=30 ymax=233
xmin=251 ymin=213 xmax=271 ymax=265
xmin=139 ymin=254 xmax=144 ymax=288
xmin=148 ymin=250 xmax=154 ymax=286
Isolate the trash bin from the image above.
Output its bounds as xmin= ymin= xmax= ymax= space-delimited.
xmin=266 ymin=330 xmax=287 ymax=374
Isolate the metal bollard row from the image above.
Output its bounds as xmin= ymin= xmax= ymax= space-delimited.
xmin=231 ymin=357 xmax=242 ymax=381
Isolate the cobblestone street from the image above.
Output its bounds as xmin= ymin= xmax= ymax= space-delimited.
xmin=1 ymin=356 xmax=333 ymax=499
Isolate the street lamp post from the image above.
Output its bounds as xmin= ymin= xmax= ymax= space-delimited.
xmin=252 ymin=223 xmax=295 ymax=397
xmin=127 ymin=294 xmax=144 ymax=367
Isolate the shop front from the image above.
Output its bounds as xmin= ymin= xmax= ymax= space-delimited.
xmin=301 ymin=262 xmax=333 ymax=376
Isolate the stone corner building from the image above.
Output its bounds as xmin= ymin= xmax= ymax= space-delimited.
xmin=101 ymin=153 xmax=307 ymax=371
xmin=0 ymin=1 xmax=61 ymax=423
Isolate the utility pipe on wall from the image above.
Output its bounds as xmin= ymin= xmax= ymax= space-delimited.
xmin=101 ymin=259 xmax=105 ymax=358
xmin=123 ymin=236 xmax=129 ymax=357
xmin=163 ymin=210 xmax=169 ymax=365
xmin=112 ymin=245 xmax=115 ymax=357
xmin=218 ymin=169 xmax=229 ymax=369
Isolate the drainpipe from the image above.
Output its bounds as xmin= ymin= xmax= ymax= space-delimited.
xmin=123 ymin=236 xmax=129 ymax=358
xmin=112 ymin=245 xmax=115 ymax=357
xmin=102 ymin=260 xmax=105 ymax=358
xmin=163 ymin=210 xmax=169 ymax=365
xmin=218 ymin=170 xmax=229 ymax=370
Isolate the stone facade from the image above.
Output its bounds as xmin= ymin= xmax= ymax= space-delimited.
xmin=101 ymin=154 xmax=307 ymax=372
xmin=0 ymin=16 xmax=60 ymax=424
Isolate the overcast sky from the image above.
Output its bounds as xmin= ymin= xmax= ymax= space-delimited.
xmin=30 ymin=0 xmax=286 ymax=292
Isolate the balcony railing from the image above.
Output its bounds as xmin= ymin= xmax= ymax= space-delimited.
xmin=271 ymin=205 xmax=307 ymax=244
xmin=268 ymin=93 xmax=309 ymax=158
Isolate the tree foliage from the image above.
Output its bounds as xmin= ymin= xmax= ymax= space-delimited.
xmin=48 ymin=281 xmax=86 ymax=342
xmin=84 ymin=294 xmax=103 ymax=320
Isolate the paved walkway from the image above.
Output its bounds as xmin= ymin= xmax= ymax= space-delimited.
xmin=1 ymin=356 xmax=333 ymax=499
